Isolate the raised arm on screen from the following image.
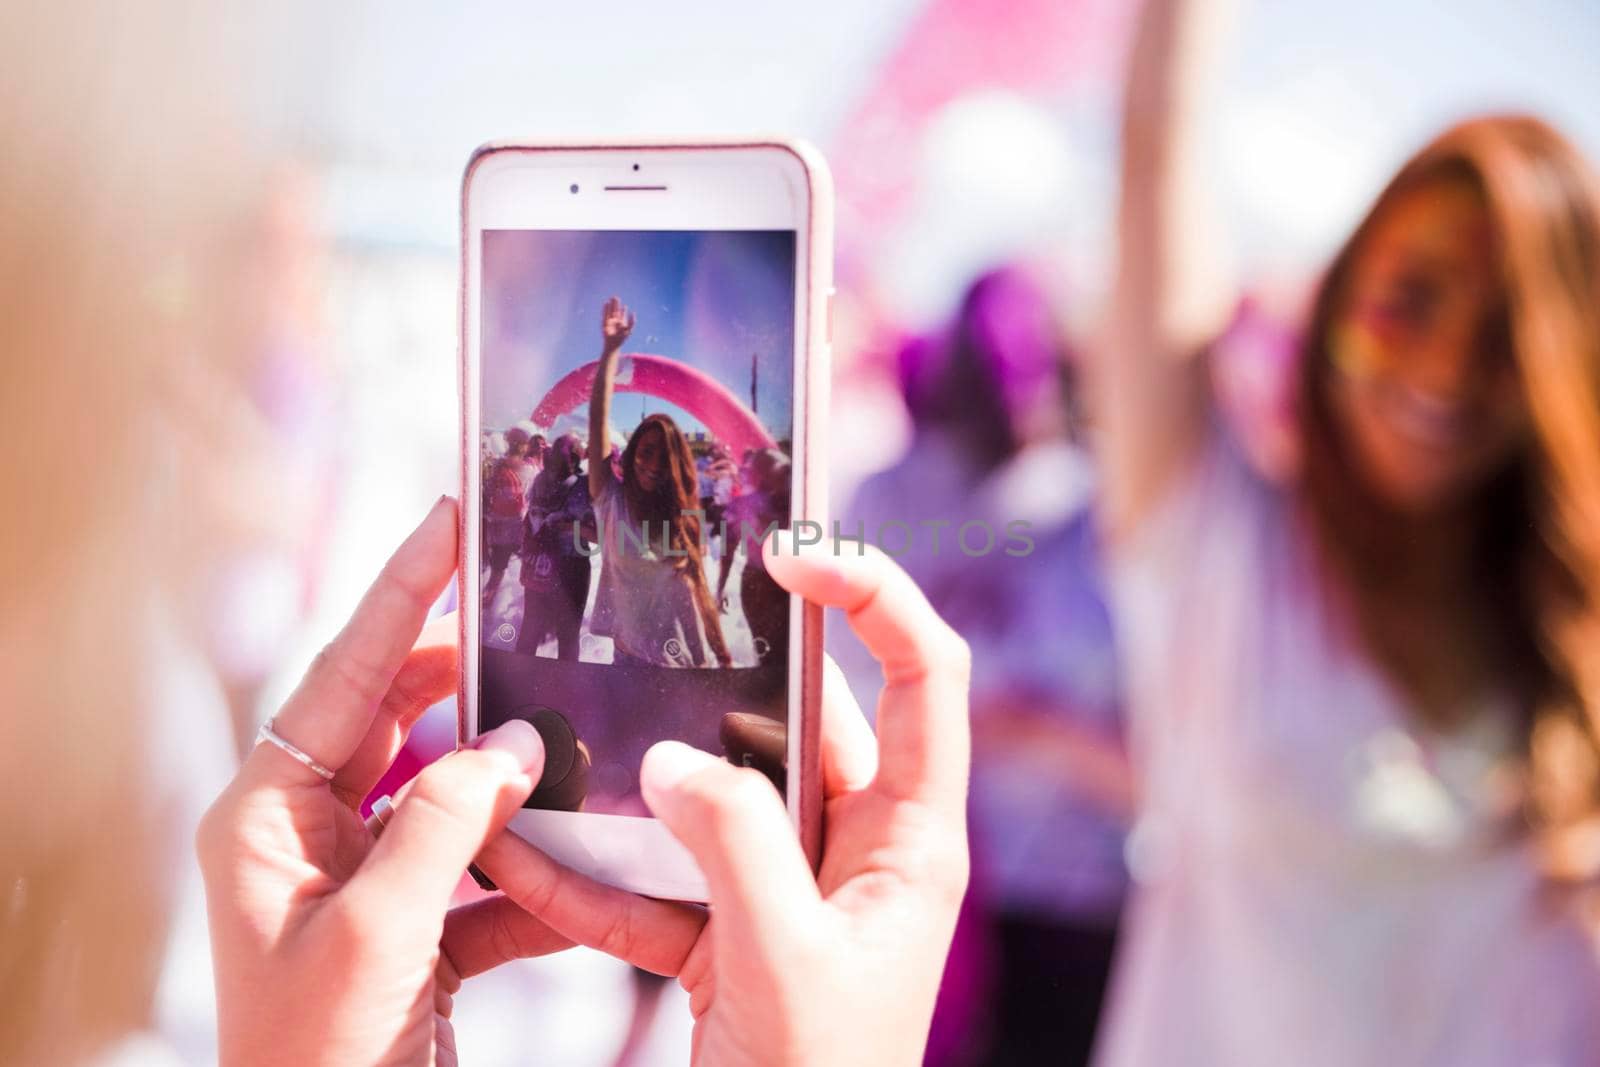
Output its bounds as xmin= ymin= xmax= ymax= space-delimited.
xmin=588 ymin=295 xmax=635 ymax=502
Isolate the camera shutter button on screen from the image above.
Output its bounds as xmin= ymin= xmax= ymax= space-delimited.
xmin=512 ymin=704 xmax=590 ymax=812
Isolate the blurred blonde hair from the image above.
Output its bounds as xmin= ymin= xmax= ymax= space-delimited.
xmin=0 ymin=3 xmax=298 ymax=1061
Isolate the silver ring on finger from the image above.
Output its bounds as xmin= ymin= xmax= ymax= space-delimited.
xmin=254 ymin=716 xmax=336 ymax=781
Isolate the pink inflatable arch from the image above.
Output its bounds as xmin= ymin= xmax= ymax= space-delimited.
xmin=531 ymin=353 xmax=776 ymax=459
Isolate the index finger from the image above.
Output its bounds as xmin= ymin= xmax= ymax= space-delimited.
xmin=473 ymin=830 xmax=707 ymax=978
xmin=330 ymin=612 xmax=459 ymax=806
xmin=441 ymin=895 xmax=575 ymax=981
xmin=241 ymin=496 xmax=458 ymax=790
xmin=762 ymin=532 xmax=970 ymax=813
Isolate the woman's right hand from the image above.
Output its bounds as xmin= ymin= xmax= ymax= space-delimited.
xmin=590 ymin=295 xmax=635 ymax=498
xmin=601 ymin=295 xmax=635 ymax=354
xmin=474 ymin=533 xmax=972 ymax=1066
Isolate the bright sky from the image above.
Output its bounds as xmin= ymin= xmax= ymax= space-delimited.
xmin=296 ymin=0 xmax=1600 ymax=312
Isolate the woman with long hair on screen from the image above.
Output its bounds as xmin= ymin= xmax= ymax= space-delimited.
xmin=588 ymin=296 xmax=732 ymax=668
xmin=1089 ymin=2 xmax=1600 ymax=1064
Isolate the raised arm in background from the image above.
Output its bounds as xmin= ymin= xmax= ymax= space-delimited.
xmin=1094 ymin=0 xmax=1240 ymax=539
xmin=588 ymin=296 xmax=635 ymax=502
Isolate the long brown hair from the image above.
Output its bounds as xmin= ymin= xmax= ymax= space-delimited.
xmin=1299 ymin=115 xmax=1600 ymax=869
xmin=621 ymin=414 xmax=732 ymax=666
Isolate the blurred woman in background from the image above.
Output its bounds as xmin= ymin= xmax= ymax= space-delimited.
xmin=1091 ymin=1 xmax=1600 ymax=1064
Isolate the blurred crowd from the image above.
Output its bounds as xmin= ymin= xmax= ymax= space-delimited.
xmin=6 ymin=0 xmax=1600 ymax=1065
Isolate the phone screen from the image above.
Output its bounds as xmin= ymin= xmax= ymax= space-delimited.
xmin=477 ymin=228 xmax=797 ymax=816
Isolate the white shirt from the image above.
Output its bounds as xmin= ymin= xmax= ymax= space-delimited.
xmin=591 ymin=476 xmax=716 ymax=667
xmin=1095 ymin=426 xmax=1600 ymax=1067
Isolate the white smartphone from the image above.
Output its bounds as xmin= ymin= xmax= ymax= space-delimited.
xmin=458 ymin=140 xmax=831 ymax=901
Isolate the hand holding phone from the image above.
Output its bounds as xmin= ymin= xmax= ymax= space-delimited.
xmin=198 ymin=503 xmax=971 ymax=1067
xmin=472 ymin=534 xmax=973 ymax=1067
xmin=197 ymin=500 xmax=562 ymax=1066
xmin=461 ymin=141 xmax=832 ymax=900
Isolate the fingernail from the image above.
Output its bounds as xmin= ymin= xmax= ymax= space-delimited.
xmin=473 ymin=719 xmax=545 ymax=774
xmin=400 ymin=494 xmax=453 ymax=545
xmin=468 ymin=863 xmax=498 ymax=892
xmin=639 ymin=741 xmax=718 ymax=810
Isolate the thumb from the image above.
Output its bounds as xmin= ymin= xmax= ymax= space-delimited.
xmin=343 ymin=721 xmax=544 ymax=924
xmin=640 ymin=741 xmax=818 ymax=944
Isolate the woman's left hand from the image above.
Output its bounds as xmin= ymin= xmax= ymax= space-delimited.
xmin=199 ymin=497 xmax=572 ymax=1067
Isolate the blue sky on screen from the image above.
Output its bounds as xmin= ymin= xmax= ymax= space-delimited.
xmin=481 ymin=229 xmax=796 ymax=440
